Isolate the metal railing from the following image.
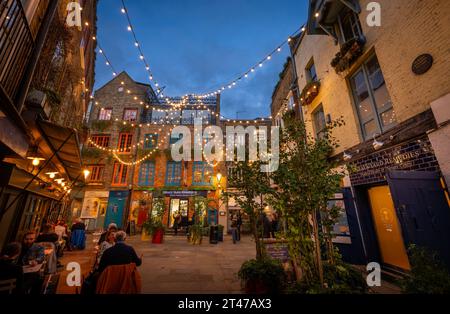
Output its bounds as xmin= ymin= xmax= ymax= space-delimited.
xmin=0 ymin=0 xmax=34 ymax=104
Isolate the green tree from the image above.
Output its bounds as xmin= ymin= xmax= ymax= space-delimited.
xmin=269 ymin=110 xmax=344 ymax=287
xmin=224 ymin=159 xmax=271 ymax=260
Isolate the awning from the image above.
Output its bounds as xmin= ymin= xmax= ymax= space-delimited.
xmin=36 ymin=119 xmax=82 ymax=181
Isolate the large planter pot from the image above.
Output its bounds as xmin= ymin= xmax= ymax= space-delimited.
xmin=152 ymin=229 xmax=164 ymax=244
xmin=141 ymin=230 xmax=151 ymax=242
xmin=244 ymin=279 xmax=270 ymax=294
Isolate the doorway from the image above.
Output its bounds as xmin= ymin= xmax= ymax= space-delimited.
xmin=368 ymin=185 xmax=411 ymax=270
xmin=169 ymin=199 xmax=189 ymax=227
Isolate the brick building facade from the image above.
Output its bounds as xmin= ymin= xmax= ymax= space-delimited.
xmin=286 ymin=0 xmax=450 ymax=270
xmin=81 ymin=72 xmax=227 ymax=232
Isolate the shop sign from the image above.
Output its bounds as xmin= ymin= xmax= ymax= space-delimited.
xmin=163 ymin=190 xmax=207 ymax=197
xmin=349 ymin=138 xmax=438 ymax=186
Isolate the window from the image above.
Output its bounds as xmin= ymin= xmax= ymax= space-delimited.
xmin=192 ymin=162 xmax=213 ymax=185
xmin=144 ymin=134 xmax=158 ymax=149
xmin=123 ymin=109 xmax=138 ymax=122
xmin=168 ymin=110 xmax=181 ymax=124
xmin=350 ymin=54 xmax=396 ymax=140
xmin=338 ymin=10 xmax=363 ymax=43
xmin=165 ymin=162 xmax=182 ymax=186
xmin=88 ymin=165 xmax=104 ymax=182
xmin=181 ymin=110 xmax=196 ymax=124
xmin=287 ymin=96 xmax=296 ymax=110
xmin=306 ymin=60 xmax=318 ymax=82
xmin=170 ymin=133 xmax=183 ymax=145
xmin=151 ymin=111 xmax=166 ymax=124
xmin=112 ymin=163 xmax=128 ymax=186
xmin=313 ymin=105 xmax=327 ymax=139
xmin=89 ymin=135 xmax=110 ymax=148
xmin=139 ymin=162 xmax=155 ymax=186
xmin=98 ymin=108 xmax=112 ymax=121
xmin=197 ymin=110 xmax=211 ymax=124
xmin=117 ymin=133 xmax=133 ymax=153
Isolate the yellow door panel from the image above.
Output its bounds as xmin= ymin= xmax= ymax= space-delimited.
xmin=368 ymin=186 xmax=411 ymax=270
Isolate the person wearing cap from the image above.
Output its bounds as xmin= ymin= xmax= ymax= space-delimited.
xmin=97 ymin=223 xmax=118 ymax=246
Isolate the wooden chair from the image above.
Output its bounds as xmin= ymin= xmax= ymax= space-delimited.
xmin=0 ymin=279 xmax=17 ymax=294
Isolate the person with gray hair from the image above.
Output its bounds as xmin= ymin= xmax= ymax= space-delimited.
xmin=97 ymin=230 xmax=142 ymax=273
xmin=97 ymin=223 xmax=119 ymax=245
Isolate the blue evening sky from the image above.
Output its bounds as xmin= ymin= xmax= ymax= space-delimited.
xmin=95 ymin=0 xmax=309 ymax=120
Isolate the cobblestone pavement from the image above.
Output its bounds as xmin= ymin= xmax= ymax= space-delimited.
xmin=127 ymin=234 xmax=256 ymax=294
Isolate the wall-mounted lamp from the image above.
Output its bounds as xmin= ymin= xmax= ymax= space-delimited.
xmin=373 ymin=134 xmax=384 ymax=150
xmin=343 ymin=152 xmax=353 ymax=161
xmin=46 ymin=172 xmax=58 ymax=179
xmin=27 ymin=146 xmax=45 ymax=166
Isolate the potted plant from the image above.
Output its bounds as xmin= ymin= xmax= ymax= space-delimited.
xmin=331 ymin=37 xmax=365 ymax=73
xmin=141 ymin=219 xmax=153 ymax=241
xmin=150 ymin=220 xmax=165 ymax=244
xmin=188 ymin=224 xmax=203 ymax=245
xmin=238 ymin=258 xmax=286 ymax=294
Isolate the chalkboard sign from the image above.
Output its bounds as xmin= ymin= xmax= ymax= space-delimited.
xmin=264 ymin=240 xmax=290 ymax=263
xmin=129 ymin=221 xmax=136 ymax=236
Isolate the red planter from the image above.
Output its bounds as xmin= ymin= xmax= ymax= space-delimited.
xmin=152 ymin=229 xmax=164 ymax=244
xmin=244 ymin=279 xmax=269 ymax=294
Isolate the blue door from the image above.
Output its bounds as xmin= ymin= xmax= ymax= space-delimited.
xmin=387 ymin=170 xmax=450 ymax=268
xmin=104 ymin=191 xmax=129 ymax=229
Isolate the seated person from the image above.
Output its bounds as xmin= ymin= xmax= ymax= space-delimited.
xmin=98 ymin=231 xmax=142 ymax=273
xmin=97 ymin=223 xmax=118 ymax=246
xmin=19 ymin=232 xmax=45 ymax=266
xmin=71 ymin=219 xmax=87 ymax=250
xmin=96 ymin=230 xmax=116 ymax=269
xmin=0 ymin=242 xmax=24 ymax=294
xmin=36 ymin=224 xmax=59 ymax=244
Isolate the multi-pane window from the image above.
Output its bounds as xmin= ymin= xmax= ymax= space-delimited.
xmin=98 ymin=108 xmax=112 ymax=121
xmin=192 ymin=162 xmax=213 ymax=186
xmin=112 ymin=163 xmax=128 ymax=186
xmin=89 ymin=135 xmax=110 ymax=148
xmin=306 ymin=60 xmax=318 ymax=82
xmin=170 ymin=133 xmax=183 ymax=145
xmin=123 ymin=108 xmax=138 ymax=121
xmin=88 ymin=165 xmax=104 ymax=182
xmin=165 ymin=162 xmax=182 ymax=186
xmin=144 ymin=134 xmax=158 ymax=149
xmin=167 ymin=110 xmax=181 ymax=124
xmin=350 ymin=54 xmax=396 ymax=140
xmin=338 ymin=10 xmax=363 ymax=43
xmin=151 ymin=111 xmax=166 ymax=124
xmin=313 ymin=105 xmax=327 ymax=139
xmin=139 ymin=162 xmax=155 ymax=186
xmin=117 ymin=133 xmax=133 ymax=153
xmin=181 ymin=110 xmax=196 ymax=124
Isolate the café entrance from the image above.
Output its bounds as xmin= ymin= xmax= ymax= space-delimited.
xmin=168 ymin=198 xmax=189 ymax=228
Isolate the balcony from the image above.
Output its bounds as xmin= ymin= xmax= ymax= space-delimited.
xmin=300 ymin=80 xmax=321 ymax=106
xmin=0 ymin=0 xmax=34 ymax=105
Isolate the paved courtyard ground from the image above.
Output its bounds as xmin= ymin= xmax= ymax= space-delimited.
xmin=56 ymin=234 xmax=256 ymax=294
xmin=128 ymin=235 xmax=256 ymax=294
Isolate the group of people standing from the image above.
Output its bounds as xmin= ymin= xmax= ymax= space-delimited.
xmin=261 ymin=212 xmax=279 ymax=239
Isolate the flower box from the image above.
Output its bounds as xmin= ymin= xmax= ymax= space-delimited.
xmin=300 ymin=81 xmax=321 ymax=106
xmin=331 ymin=37 xmax=365 ymax=74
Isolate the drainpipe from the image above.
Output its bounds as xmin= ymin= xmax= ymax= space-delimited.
xmin=17 ymin=0 xmax=59 ymax=114
xmin=288 ymin=32 xmax=303 ymax=121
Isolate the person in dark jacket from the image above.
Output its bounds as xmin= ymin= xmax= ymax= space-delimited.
xmin=98 ymin=231 xmax=142 ymax=273
xmin=97 ymin=223 xmax=118 ymax=246
xmin=0 ymin=242 xmax=24 ymax=294
xmin=36 ymin=224 xmax=59 ymax=244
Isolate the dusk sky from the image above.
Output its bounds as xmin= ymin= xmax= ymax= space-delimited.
xmin=95 ymin=0 xmax=309 ymax=120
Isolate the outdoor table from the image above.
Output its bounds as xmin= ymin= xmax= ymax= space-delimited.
xmin=23 ymin=264 xmax=44 ymax=274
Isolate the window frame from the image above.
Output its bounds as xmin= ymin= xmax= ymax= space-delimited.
xmin=138 ymin=162 xmax=155 ymax=186
xmin=165 ymin=161 xmax=182 ymax=186
xmin=312 ymin=104 xmax=327 ymax=140
xmin=117 ymin=133 xmax=133 ymax=153
xmin=349 ymin=54 xmax=396 ymax=140
xmin=123 ymin=108 xmax=138 ymax=122
xmin=144 ymin=133 xmax=158 ymax=149
xmin=306 ymin=59 xmax=318 ymax=83
xmin=98 ymin=108 xmax=113 ymax=121
xmin=337 ymin=10 xmax=364 ymax=45
xmin=192 ymin=162 xmax=213 ymax=186
xmin=89 ymin=135 xmax=111 ymax=148
xmin=88 ymin=165 xmax=105 ymax=183
xmin=112 ymin=162 xmax=128 ymax=186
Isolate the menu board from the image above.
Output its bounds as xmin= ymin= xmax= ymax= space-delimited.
xmin=264 ymin=240 xmax=290 ymax=263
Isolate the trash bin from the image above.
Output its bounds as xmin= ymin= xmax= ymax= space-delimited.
xmin=209 ymin=225 xmax=218 ymax=244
